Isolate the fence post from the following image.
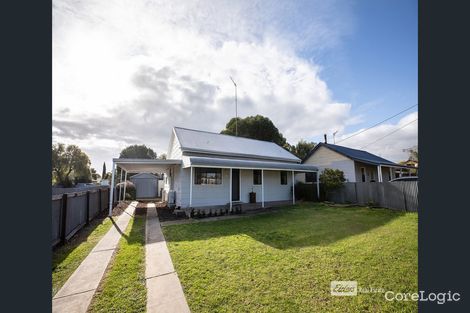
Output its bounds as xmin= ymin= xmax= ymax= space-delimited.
xmin=98 ymin=188 xmax=101 ymax=213
xmin=379 ymin=183 xmax=385 ymax=207
xmin=86 ymin=191 xmax=90 ymax=224
xmin=98 ymin=188 xmax=104 ymax=213
xmin=60 ymin=194 xmax=68 ymax=244
xmin=402 ymin=184 xmax=408 ymax=211
xmin=354 ymin=183 xmax=358 ymax=204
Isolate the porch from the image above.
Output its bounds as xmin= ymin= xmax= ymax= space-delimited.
xmin=354 ymin=161 xmax=418 ymax=182
xmin=184 ymin=156 xmax=319 ymax=210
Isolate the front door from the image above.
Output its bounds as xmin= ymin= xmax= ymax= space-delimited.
xmin=232 ymin=169 xmax=240 ymax=201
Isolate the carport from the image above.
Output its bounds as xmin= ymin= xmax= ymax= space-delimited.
xmin=108 ymin=158 xmax=182 ymax=216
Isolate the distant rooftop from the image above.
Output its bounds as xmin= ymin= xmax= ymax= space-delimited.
xmin=173 ymin=127 xmax=300 ymax=163
xmin=304 ymin=143 xmax=401 ymax=167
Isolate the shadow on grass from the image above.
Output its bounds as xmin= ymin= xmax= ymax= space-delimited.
xmin=88 ymin=206 xmax=147 ymax=313
xmin=52 ymin=202 xmax=144 ymax=270
xmin=163 ymin=203 xmax=408 ymax=249
xmin=114 ymin=205 xmax=149 ymax=246
xmin=52 ymin=213 xmax=111 ymax=270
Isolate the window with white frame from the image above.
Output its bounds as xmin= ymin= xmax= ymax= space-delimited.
xmin=194 ymin=168 xmax=222 ymax=185
xmin=305 ymin=172 xmax=316 ymax=183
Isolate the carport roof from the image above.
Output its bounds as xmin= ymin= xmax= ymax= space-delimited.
xmin=112 ymin=158 xmax=182 ymax=172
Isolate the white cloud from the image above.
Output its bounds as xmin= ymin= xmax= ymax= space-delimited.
xmin=334 ymin=112 xmax=418 ymax=162
xmin=53 ymin=0 xmax=413 ymax=170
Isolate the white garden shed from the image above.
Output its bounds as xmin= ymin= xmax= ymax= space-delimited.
xmin=129 ymin=172 xmax=162 ymax=199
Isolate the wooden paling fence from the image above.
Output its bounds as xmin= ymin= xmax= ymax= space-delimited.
xmin=328 ymin=181 xmax=418 ymax=211
xmin=52 ymin=187 xmax=110 ymax=248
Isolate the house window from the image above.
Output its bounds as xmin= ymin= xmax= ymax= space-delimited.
xmin=361 ymin=167 xmax=366 ymax=182
xmin=305 ymin=172 xmax=316 ymax=183
xmin=253 ymin=170 xmax=262 ymax=185
xmin=370 ymin=170 xmax=375 ymax=182
xmin=194 ymin=168 xmax=222 ymax=185
xmin=280 ymin=171 xmax=287 ymax=185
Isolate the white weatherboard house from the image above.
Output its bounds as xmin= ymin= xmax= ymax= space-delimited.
xmin=108 ymin=127 xmax=318 ymax=214
xmin=298 ymin=143 xmax=415 ymax=184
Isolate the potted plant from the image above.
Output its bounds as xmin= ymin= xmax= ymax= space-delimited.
xmin=249 ymin=186 xmax=256 ymax=203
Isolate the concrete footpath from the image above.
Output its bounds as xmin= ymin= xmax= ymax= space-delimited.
xmin=145 ymin=203 xmax=190 ymax=313
xmin=52 ymin=201 xmax=138 ymax=313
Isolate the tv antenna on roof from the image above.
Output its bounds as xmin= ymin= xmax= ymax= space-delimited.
xmin=333 ymin=130 xmax=338 ymax=144
xmin=229 ymin=76 xmax=238 ymax=136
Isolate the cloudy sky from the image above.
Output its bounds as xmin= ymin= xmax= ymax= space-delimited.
xmin=53 ymin=0 xmax=417 ymax=170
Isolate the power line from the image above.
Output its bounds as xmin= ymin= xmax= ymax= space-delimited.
xmin=336 ymin=104 xmax=417 ymax=144
xmin=360 ymin=118 xmax=418 ymax=149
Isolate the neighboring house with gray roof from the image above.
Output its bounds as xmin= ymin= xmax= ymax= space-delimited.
xmin=110 ymin=127 xmax=318 ymax=213
xmin=298 ymin=143 xmax=415 ymax=184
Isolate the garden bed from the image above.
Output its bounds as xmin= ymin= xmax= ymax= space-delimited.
xmin=156 ymin=206 xmax=189 ymax=222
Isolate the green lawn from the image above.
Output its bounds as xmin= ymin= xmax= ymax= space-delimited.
xmin=52 ymin=216 xmax=114 ymax=296
xmin=88 ymin=212 xmax=147 ymax=313
xmin=163 ymin=203 xmax=418 ymax=313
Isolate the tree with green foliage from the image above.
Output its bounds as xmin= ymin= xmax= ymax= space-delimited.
xmin=119 ymin=144 xmax=157 ymax=159
xmin=288 ymin=140 xmax=316 ymax=160
xmin=408 ymin=147 xmax=418 ymax=162
xmin=90 ymin=168 xmax=101 ymax=181
xmin=319 ymin=168 xmax=346 ymax=198
xmin=221 ymin=115 xmax=288 ymax=148
xmin=101 ymin=162 xmax=106 ymax=180
xmin=52 ymin=143 xmax=91 ymax=187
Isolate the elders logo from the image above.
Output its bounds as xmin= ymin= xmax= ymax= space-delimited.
xmin=331 ymin=281 xmax=358 ymax=296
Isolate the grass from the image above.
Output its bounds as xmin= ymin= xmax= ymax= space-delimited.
xmin=163 ymin=203 xmax=418 ymax=312
xmin=88 ymin=211 xmax=147 ymax=313
xmin=52 ymin=216 xmax=114 ymax=296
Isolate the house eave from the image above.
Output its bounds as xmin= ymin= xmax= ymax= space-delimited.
xmin=184 ymin=156 xmax=318 ymax=172
xmin=181 ymin=147 xmax=301 ymax=163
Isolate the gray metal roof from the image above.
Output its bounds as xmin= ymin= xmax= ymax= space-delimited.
xmin=174 ymin=127 xmax=300 ymax=163
xmin=186 ymin=156 xmax=318 ymax=171
xmin=113 ymin=158 xmax=182 ymax=172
